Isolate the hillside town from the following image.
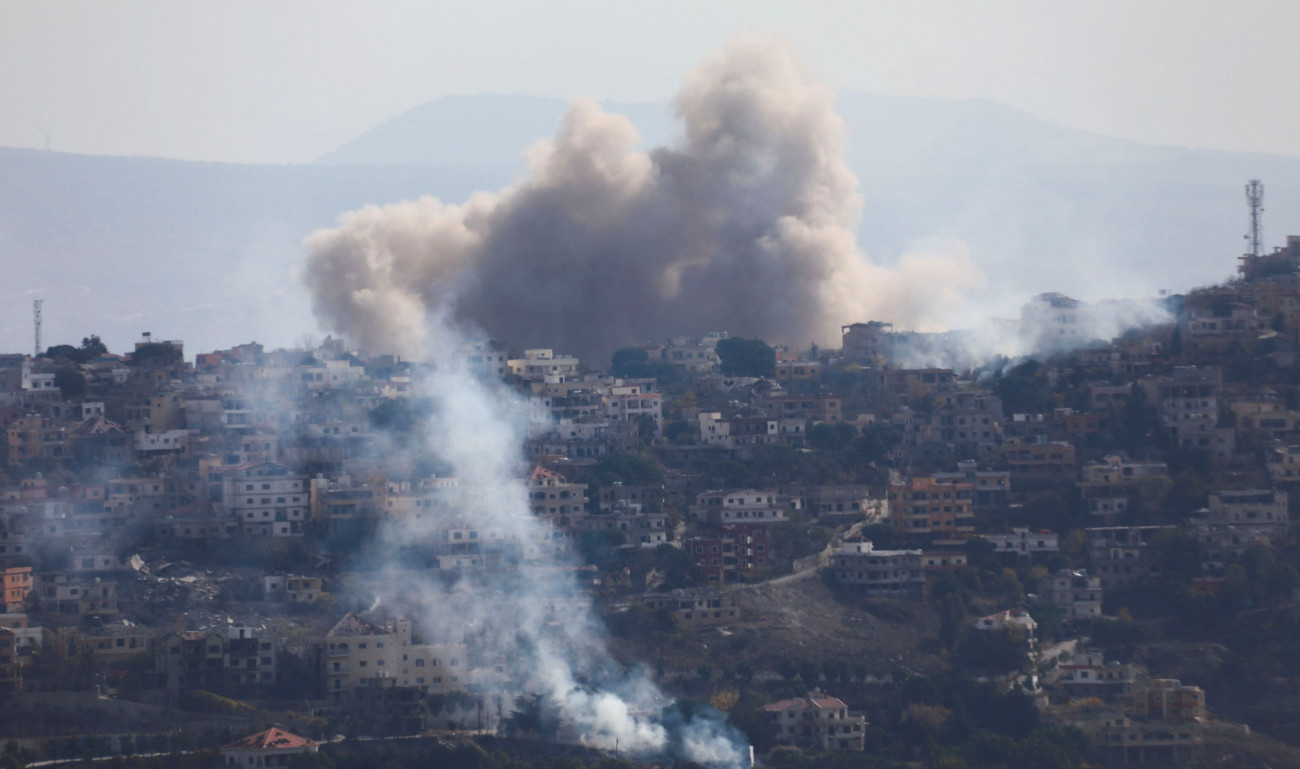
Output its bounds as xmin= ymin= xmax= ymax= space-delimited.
xmin=6 ymin=236 xmax=1300 ymax=768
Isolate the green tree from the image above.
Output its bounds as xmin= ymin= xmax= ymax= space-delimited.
xmin=715 ymin=338 xmax=775 ymax=378
xmin=611 ymin=347 xmax=652 ymax=377
xmin=652 ymin=543 xmax=695 ymax=589
xmin=993 ymin=360 xmax=1053 ymax=415
xmin=80 ymin=335 xmax=108 ymax=359
xmin=43 ymin=344 xmax=81 ymax=362
xmin=861 ymin=523 xmax=897 ymax=549
xmin=53 ymin=367 xmax=87 ymax=398
xmin=807 ymin=422 xmax=858 ymax=451
xmin=129 ymin=342 xmax=182 ymax=368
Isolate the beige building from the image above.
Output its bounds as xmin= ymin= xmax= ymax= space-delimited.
xmin=761 ymin=693 xmax=866 ymax=751
xmin=307 ymin=613 xmax=466 ymax=705
xmin=221 ymin=462 xmax=308 ymax=537
xmin=508 ymin=349 xmax=581 ymax=382
xmin=527 ymin=466 xmax=588 ymax=527
xmin=7 ymin=415 xmax=68 ymax=466
xmin=263 ymin=576 xmax=324 ymax=603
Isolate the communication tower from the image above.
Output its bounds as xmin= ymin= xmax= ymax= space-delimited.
xmin=33 ymin=299 xmax=43 ymax=357
xmin=1246 ymin=179 xmax=1264 ymax=257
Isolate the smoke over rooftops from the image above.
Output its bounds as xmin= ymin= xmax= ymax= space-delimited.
xmin=302 ymin=36 xmax=983 ymax=361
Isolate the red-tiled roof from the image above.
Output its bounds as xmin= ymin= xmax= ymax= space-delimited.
xmin=529 ymin=465 xmax=565 ymax=483
xmin=761 ymin=694 xmax=847 ymax=712
xmin=220 ymin=727 xmax=316 ymax=751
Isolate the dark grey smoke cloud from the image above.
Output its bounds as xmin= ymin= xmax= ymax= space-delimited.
xmin=302 ymin=36 xmax=981 ymax=360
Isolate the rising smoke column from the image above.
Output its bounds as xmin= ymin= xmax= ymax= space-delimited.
xmin=355 ymin=316 xmax=750 ymax=767
xmin=302 ymin=36 xmax=982 ymax=361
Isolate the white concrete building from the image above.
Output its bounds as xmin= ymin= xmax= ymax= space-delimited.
xmin=220 ymin=462 xmax=308 ymax=537
xmin=830 ymin=540 xmax=924 ymax=595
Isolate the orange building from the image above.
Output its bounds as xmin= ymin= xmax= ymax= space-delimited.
xmin=1 ymin=566 xmax=31 ymax=613
xmin=886 ymin=476 xmax=975 ymax=542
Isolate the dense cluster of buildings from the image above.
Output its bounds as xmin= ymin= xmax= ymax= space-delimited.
xmin=4 ymin=235 xmax=1300 ymax=762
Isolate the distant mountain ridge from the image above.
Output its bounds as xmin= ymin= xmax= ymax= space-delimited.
xmin=2 ymin=91 xmax=1299 ymax=358
xmin=314 ymin=90 xmax=1197 ymax=170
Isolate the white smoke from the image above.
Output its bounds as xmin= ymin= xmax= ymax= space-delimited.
xmin=354 ymin=317 xmax=750 ymax=767
xmin=302 ymin=36 xmax=983 ymax=362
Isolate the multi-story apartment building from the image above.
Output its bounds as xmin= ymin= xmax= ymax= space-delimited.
xmin=1267 ymin=441 xmax=1300 ymax=484
xmin=931 ymin=460 xmax=1010 ymax=509
xmin=1187 ymin=489 xmax=1289 ymax=570
xmin=454 ymin=339 xmax=508 ymax=377
xmin=225 ymin=626 xmax=276 ymax=689
xmin=0 ymin=626 xmax=22 ymax=694
xmin=688 ymin=524 xmax=775 ymax=586
xmin=760 ymin=393 xmax=842 ymax=424
xmin=1142 ymin=366 xmax=1232 ymax=454
xmin=508 ymin=349 xmax=581 ymax=383
xmin=1003 ymin=439 xmax=1077 ymax=484
xmin=156 ymin=631 xmax=238 ymax=692
xmin=69 ymin=624 xmax=155 ymax=663
xmin=654 ymin=334 xmax=724 ymax=372
xmin=830 ymin=540 xmax=924 ymax=595
xmin=1 ymin=566 xmax=31 ymax=612
xmin=305 ymin=613 xmax=466 ymax=705
xmin=0 ymin=515 xmax=28 ymax=562
xmin=640 ymin=590 xmax=740 ymax=627
xmin=591 ymin=483 xmax=663 ymax=513
xmin=34 ymin=573 xmax=117 ymax=618
xmin=6 ymin=415 xmax=68 ymax=466
xmin=761 ymin=693 xmax=866 ymax=751
xmin=1133 ymin=678 xmax=1207 ymax=722
xmin=688 ymin=489 xmax=788 ymax=526
xmin=1038 ymin=569 xmax=1103 ymax=621
xmin=600 ymin=385 xmax=663 ymax=433
xmin=1086 ymin=526 xmax=1175 ymax=589
xmin=263 ymin=576 xmax=324 ymax=603
xmin=1229 ymin=395 xmax=1300 ymax=441
xmin=527 ymin=466 xmax=588 ymax=527
xmin=841 ymin=321 xmax=897 ymax=364
xmin=799 ymin=484 xmax=877 ymax=519
xmin=883 ymin=368 xmax=956 ymax=397
xmin=930 ymin=389 xmax=1002 ymax=452
xmin=1077 ymin=455 xmax=1171 ymax=517
xmin=774 ymin=360 xmax=823 ymax=383
xmin=886 ymin=476 xmax=975 ymax=542
xmin=579 ymin=505 xmax=669 ymax=548
xmin=220 ymin=462 xmax=308 ymax=537
xmin=1021 ymin=292 xmax=1085 ymax=351
xmin=982 ymin=528 xmax=1059 ymax=559
xmin=1053 ymin=648 xmax=1138 ymax=701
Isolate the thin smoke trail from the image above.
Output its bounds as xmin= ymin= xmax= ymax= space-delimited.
xmin=354 ymin=317 xmax=750 ymax=767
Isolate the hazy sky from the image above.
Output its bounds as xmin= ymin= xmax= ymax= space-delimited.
xmin=4 ymin=0 xmax=1300 ymax=164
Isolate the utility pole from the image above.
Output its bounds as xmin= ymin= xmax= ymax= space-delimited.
xmin=33 ymin=299 xmax=43 ymax=357
xmin=1246 ymin=179 xmax=1264 ymax=257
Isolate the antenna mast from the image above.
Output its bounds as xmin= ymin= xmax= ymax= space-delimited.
xmin=33 ymin=299 xmax=43 ymax=357
xmin=1246 ymin=179 xmax=1264 ymax=257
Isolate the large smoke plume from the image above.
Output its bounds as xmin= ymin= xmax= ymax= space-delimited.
xmin=303 ymin=36 xmax=982 ymax=361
